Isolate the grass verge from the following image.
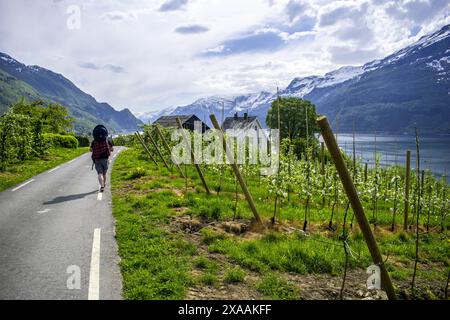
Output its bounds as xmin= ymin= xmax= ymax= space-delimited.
xmin=0 ymin=147 xmax=89 ymax=192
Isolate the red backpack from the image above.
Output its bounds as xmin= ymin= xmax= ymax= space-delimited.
xmin=91 ymin=140 xmax=112 ymax=160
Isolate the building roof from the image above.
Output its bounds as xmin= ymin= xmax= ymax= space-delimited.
xmin=222 ymin=115 xmax=260 ymax=131
xmin=154 ymin=114 xmax=210 ymax=131
xmin=153 ymin=115 xmax=195 ymax=128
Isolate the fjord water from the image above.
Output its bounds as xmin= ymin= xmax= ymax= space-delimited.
xmin=336 ymin=133 xmax=450 ymax=179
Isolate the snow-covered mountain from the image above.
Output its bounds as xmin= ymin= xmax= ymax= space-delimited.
xmin=138 ymin=24 xmax=450 ymax=133
xmin=139 ymin=91 xmax=274 ymax=125
xmin=282 ymin=66 xmax=366 ymax=98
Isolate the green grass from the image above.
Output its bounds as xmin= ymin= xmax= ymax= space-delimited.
xmin=0 ymin=147 xmax=89 ymax=192
xmin=111 ymin=147 xmax=450 ymax=300
xmin=112 ymin=149 xmax=197 ymax=300
xmin=207 ymin=232 xmax=371 ymax=275
xmin=198 ymin=273 xmax=218 ymax=286
xmin=193 ymin=256 xmax=218 ymax=272
xmin=256 ymin=274 xmax=298 ymax=300
xmin=224 ymin=266 xmax=246 ymax=284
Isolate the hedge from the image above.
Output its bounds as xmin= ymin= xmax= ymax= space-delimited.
xmin=75 ymin=135 xmax=90 ymax=147
xmin=42 ymin=133 xmax=79 ymax=149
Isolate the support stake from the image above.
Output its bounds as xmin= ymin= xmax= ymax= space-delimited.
xmin=210 ymin=114 xmax=263 ymax=226
xmin=317 ymin=116 xmax=397 ymax=300
xmin=146 ymin=128 xmax=170 ymax=170
xmin=404 ymin=150 xmax=411 ymax=231
xmin=135 ymin=132 xmax=158 ymax=165
xmin=154 ymin=125 xmax=186 ymax=179
xmin=176 ymin=117 xmax=211 ymax=195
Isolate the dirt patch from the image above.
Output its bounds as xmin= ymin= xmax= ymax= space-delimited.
xmin=168 ymin=213 xmax=448 ymax=300
xmin=114 ymin=176 xmax=190 ymax=198
xmin=114 ymin=176 xmax=155 ymax=196
xmin=167 ymin=214 xmax=389 ymax=300
xmin=170 ymin=215 xmax=274 ymax=241
xmin=186 ymin=267 xmax=263 ymax=300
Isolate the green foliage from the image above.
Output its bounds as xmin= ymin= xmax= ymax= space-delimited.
xmin=0 ymin=112 xmax=33 ymax=169
xmin=11 ymin=100 xmax=73 ymax=134
xmin=266 ymin=97 xmax=319 ymax=140
xmin=0 ymin=101 xmax=78 ymax=171
xmin=42 ymin=133 xmax=78 ymax=149
xmin=75 ymin=135 xmax=90 ymax=147
xmin=113 ymin=134 xmax=137 ymax=147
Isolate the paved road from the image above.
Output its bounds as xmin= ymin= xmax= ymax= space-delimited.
xmin=0 ymin=148 xmax=124 ymax=300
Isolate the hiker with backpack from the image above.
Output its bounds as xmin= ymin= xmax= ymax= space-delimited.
xmin=91 ymin=125 xmax=114 ymax=192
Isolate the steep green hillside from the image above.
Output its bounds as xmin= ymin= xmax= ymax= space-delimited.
xmin=0 ymin=69 xmax=40 ymax=114
xmin=0 ymin=52 xmax=142 ymax=134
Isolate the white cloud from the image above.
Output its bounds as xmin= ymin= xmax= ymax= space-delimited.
xmin=0 ymin=0 xmax=448 ymax=113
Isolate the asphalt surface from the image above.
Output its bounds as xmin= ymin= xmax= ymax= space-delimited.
xmin=0 ymin=148 xmax=124 ymax=300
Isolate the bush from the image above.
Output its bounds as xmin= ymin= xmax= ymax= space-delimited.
xmin=114 ymin=134 xmax=136 ymax=147
xmin=75 ymin=135 xmax=90 ymax=147
xmin=42 ymin=133 xmax=79 ymax=149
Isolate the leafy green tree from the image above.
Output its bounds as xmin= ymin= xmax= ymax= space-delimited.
xmin=0 ymin=111 xmax=33 ymax=169
xmin=266 ymin=97 xmax=320 ymax=156
xmin=14 ymin=113 xmax=33 ymax=160
xmin=11 ymin=100 xmax=73 ymax=134
xmin=266 ymin=97 xmax=319 ymax=141
xmin=41 ymin=103 xmax=73 ymax=134
xmin=0 ymin=113 xmax=17 ymax=171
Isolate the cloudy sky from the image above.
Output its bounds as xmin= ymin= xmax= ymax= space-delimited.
xmin=0 ymin=0 xmax=449 ymax=114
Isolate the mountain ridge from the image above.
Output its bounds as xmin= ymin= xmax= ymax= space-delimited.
xmin=140 ymin=24 xmax=450 ymax=134
xmin=0 ymin=52 xmax=142 ymax=134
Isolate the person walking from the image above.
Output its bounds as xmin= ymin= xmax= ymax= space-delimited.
xmin=91 ymin=125 xmax=114 ymax=192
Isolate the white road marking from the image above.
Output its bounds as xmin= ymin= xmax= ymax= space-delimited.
xmin=12 ymin=179 xmax=35 ymax=192
xmin=48 ymin=166 xmax=61 ymax=173
xmin=67 ymin=158 xmax=77 ymax=164
xmin=97 ymin=192 xmax=103 ymax=201
xmin=37 ymin=209 xmax=52 ymax=214
xmin=88 ymin=228 xmax=101 ymax=300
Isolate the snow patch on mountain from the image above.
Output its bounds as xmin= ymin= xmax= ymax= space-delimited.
xmin=426 ymin=56 xmax=450 ymax=74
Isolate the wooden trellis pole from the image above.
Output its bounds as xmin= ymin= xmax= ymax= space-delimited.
xmin=210 ymin=114 xmax=263 ymax=226
xmin=317 ymin=116 xmax=397 ymax=300
xmin=146 ymin=128 xmax=170 ymax=170
xmin=404 ymin=150 xmax=411 ymax=231
xmin=321 ymin=141 xmax=326 ymax=207
xmin=176 ymin=117 xmax=211 ymax=195
xmin=135 ymin=132 xmax=158 ymax=165
xmin=154 ymin=124 xmax=186 ymax=179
